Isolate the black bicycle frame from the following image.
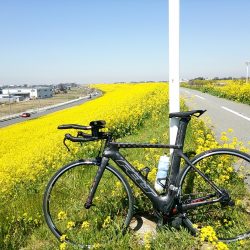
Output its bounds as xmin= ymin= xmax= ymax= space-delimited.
xmin=85 ymin=116 xmax=226 ymax=214
xmin=105 ymin=142 xmax=176 ymax=213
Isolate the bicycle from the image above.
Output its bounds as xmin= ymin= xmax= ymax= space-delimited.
xmin=43 ymin=110 xmax=250 ymax=248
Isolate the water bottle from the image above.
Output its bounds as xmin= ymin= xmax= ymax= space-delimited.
xmin=154 ymin=155 xmax=170 ymax=193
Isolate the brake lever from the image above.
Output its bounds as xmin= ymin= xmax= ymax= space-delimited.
xmin=63 ymin=137 xmax=71 ymax=152
xmin=77 ymin=131 xmax=84 ymax=146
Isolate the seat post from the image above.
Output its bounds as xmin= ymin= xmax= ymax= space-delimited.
xmin=168 ymin=117 xmax=191 ymax=187
xmin=174 ymin=117 xmax=191 ymax=148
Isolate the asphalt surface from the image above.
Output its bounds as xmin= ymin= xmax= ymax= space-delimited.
xmin=0 ymin=92 xmax=101 ymax=128
xmin=180 ymin=87 xmax=250 ymax=148
xmin=2 ymin=87 xmax=250 ymax=149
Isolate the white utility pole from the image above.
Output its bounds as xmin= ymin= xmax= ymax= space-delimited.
xmin=169 ymin=0 xmax=180 ymax=146
xmin=246 ymin=62 xmax=250 ymax=84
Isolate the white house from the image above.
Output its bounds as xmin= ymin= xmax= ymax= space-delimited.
xmin=2 ymin=87 xmax=53 ymax=99
xmin=0 ymin=94 xmax=20 ymax=103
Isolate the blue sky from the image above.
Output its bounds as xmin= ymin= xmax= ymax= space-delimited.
xmin=1 ymin=0 xmax=250 ymax=85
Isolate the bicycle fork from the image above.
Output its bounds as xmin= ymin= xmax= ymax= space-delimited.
xmin=84 ymin=157 xmax=109 ymax=209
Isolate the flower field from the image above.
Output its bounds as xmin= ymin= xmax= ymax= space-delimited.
xmin=0 ymin=82 xmax=171 ymax=249
xmin=1 ymin=82 xmax=250 ymax=250
xmin=182 ymin=80 xmax=250 ymax=105
xmin=0 ymin=83 xmax=168 ymax=199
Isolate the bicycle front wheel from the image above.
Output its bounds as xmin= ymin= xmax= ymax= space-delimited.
xmin=178 ymin=148 xmax=250 ymax=243
xmin=43 ymin=159 xmax=134 ymax=248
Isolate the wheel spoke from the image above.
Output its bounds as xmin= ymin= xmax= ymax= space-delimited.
xmin=43 ymin=162 xmax=133 ymax=247
xmin=178 ymin=149 xmax=250 ymax=242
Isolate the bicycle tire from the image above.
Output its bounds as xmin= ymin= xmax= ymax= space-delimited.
xmin=178 ymin=148 xmax=250 ymax=243
xmin=43 ymin=159 xmax=134 ymax=248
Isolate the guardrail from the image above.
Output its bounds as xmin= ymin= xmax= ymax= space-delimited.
xmin=0 ymin=96 xmax=90 ymax=122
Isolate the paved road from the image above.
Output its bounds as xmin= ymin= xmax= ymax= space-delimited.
xmin=0 ymin=91 xmax=102 ymax=128
xmin=180 ymin=87 xmax=250 ymax=148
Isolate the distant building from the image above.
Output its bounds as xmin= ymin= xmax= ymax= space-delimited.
xmin=2 ymin=87 xmax=53 ymax=99
xmin=0 ymin=94 xmax=21 ymax=103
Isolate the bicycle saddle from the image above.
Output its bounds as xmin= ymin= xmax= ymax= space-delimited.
xmin=169 ymin=110 xmax=206 ymax=118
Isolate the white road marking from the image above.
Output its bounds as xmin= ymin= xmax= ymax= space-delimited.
xmin=195 ymin=95 xmax=205 ymax=100
xmin=221 ymin=106 xmax=250 ymax=122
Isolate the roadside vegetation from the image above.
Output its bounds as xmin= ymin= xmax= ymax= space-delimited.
xmin=0 ymin=86 xmax=90 ymax=118
xmin=0 ymin=83 xmax=249 ymax=249
xmin=182 ymin=79 xmax=250 ymax=105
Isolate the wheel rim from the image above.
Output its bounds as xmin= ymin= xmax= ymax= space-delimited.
xmin=44 ymin=162 xmax=133 ymax=248
xmin=179 ymin=149 xmax=250 ymax=242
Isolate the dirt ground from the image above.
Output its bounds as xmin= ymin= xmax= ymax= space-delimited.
xmin=0 ymin=86 xmax=91 ymax=118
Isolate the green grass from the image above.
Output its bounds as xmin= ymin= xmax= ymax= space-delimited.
xmin=21 ymin=105 xmax=199 ymax=250
xmin=1 ymin=104 xmax=250 ymax=250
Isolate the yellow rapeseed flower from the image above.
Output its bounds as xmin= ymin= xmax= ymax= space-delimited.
xmin=0 ymin=83 xmax=168 ymax=198
xmin=66 ymin=221 xmax=75 ymax=230
xmin=102 ymin=215 xmax=111 ymax=228
xmin=60 ymin=234 xmax=67 ymax=242
xmin=57 ymin=211 xmax=67 ymax=220
xmin=81 ymin=221 xmax=90 ymax=230
xmin=200 ymin=226 xmax=218 ymax=242
xmin=59 ymin=242 xmax=67 ymax=250
xmin=216 ymin=241 xmax=229 ymax=250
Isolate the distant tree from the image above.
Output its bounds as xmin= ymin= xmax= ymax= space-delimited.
xmin=188 ymin=78 xmax=206 ymax=86
xmin=70 ymin=83 xmax=77 ymax=87
xmin=194 ymin=77 xmax=205 ymax=80
xmin=58 ymin=84 xmax=67 ymax=93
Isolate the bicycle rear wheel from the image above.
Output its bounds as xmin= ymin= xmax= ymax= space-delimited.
xmin=178 ymin=149 xmax=250 ymax=243
xmin=43 ymin=159 xmax=134 ymax=248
